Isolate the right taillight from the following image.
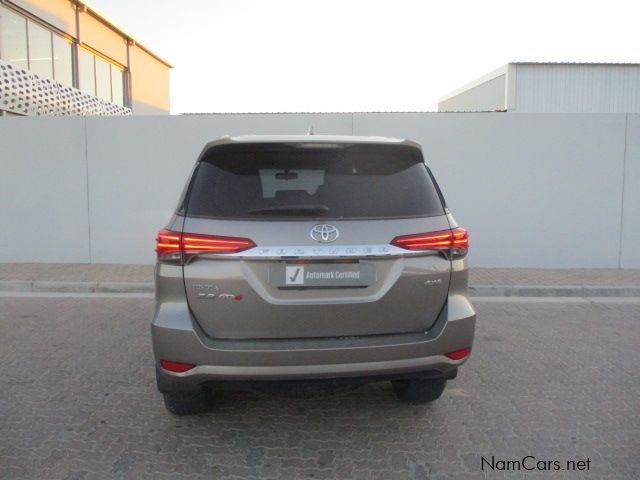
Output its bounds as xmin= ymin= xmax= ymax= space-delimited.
xmin=391 ymin=227 xmax=469 ymax=258
xmin=155 ymin=229 xmax=256 ymax=264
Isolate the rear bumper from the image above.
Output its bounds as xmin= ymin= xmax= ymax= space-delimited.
xmin=151 ymin=294 xmax=476 ymax=386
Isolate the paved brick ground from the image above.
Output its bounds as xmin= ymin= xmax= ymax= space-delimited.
xmin=1 ymin=263 xmax=639 ymax=287
xmin=0 ymin=264 xmax=153 ymax=283
xmin=469 ymin=268 xmax=640 ymax=287
xmin=1 ymin=296 xmax=638 ymax=479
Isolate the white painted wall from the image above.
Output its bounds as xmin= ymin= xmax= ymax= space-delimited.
xmin=0 ymin=117 xmax=91 ymax=262
xmin=0 ymin=113 xmax=638 ymax=267
xmin=353 ymin=113 xmax=629 ymax=268
xmin=621 ymin=114 xmax=640 ymax=268
xmin=84 ymin=114 xmax=351 ymax=263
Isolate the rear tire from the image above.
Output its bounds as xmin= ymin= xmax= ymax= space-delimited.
xmin=392 ymin=378 xmax=446 ymax=404
xmin=163 ymin=389 xmax=211 ymax=415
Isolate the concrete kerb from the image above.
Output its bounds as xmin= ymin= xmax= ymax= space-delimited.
xmin=0 ymin=280 xmax=153 ymax=294
xmin=469 ymin=285 xmax=640 ymax=297
xmin=1 ymin=280 xmax=639 ymax=297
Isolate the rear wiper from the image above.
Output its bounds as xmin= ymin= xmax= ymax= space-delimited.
xmin=248 ymin=204 xmax=329 ymax=216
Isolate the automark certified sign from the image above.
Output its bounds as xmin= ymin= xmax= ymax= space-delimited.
xmin=310 ymin=224 xmax=339 ymax=243
xmin=270 ymin=263 xmax=376 ymax=288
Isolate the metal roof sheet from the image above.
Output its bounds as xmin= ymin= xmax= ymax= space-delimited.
xmin=511 ymin=61 xmax=640 ymax=66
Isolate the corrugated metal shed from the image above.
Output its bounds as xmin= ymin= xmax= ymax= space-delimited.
xmin=438 ymin=62 xmax=640 ymax=113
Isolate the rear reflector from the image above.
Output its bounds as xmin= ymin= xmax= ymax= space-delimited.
xmin=155 ymin=229 xmax=256 ymax=262
xmin=391 ymin=227 xmax=469 ymax=251
xmin=445 ymin=348 xmax=471 ymax=360
xmin=161 ymin=360 xmax=196 ymax=372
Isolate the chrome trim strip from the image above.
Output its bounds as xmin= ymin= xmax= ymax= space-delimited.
xmin=188 ymin=244 xmax=439 ymax=261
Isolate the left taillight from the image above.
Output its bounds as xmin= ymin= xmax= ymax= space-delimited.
xmin=155 ymin=229 xmax=256 ymax=264
xmin=181 ymin=232 xmax=256 ymax=254
xmin=156 ymin=229 xmax=183 ymax=263
xmin=391 ymin=227 xmax=469 ymax=258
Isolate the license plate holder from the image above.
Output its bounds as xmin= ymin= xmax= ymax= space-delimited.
xmin=268 ymin=262 xmax=376 ymax=288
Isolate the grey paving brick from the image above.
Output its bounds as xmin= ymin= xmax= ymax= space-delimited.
xmin=470 ymin=267 xmax=640 ymax=287
xmin=0 ymin=297 xmax=638 ymax=479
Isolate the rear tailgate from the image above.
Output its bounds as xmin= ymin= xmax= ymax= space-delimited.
xmin=182 ymin=217 xmax=451 ymax=339
xmin=180 ymin=141 xmax=451 ymax=340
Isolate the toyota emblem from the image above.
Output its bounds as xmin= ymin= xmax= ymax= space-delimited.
xmin=310 ymin=224 xmax=339 ymax=243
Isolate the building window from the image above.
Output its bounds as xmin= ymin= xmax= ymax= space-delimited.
xmin=26 ymin=20 xmax=52 ymax=79
xmin=78 ymin=47 xmax=125 ymax=105
xmin=95 ymin=55 xmax=111 ymax=101
xmin=111 ymin=67 xmax=124 ymax=106
xmin=78 ymin=48 xmax=95 ymax=94
xmin=1 ymin=5 xmax=128 ymax=107
xmin=52 ymin=35 xmax=73 ymax=88
xmin=0 ymin=6 xmax=73 ymax=86
xmin=0 ymin=6 xmax=28 ymax=70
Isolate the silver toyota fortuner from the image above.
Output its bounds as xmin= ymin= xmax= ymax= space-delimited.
xmin=151 ymin=135 xmax=476 ymax=414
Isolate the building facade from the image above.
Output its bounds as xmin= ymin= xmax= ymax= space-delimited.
xmin=0 ymin=0 xmax=171 ymax=116
xmin=438 ymin=62 xmax=640 ymax=113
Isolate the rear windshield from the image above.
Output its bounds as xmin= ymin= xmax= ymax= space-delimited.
xmin=182 ymin=143 xmax=445 ymax=220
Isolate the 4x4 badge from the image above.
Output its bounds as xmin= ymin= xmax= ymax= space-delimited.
xmin=310 ymin=224 xmax=339 ymax=243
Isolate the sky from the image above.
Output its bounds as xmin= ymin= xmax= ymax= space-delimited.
xmin=89 ymin=0 xmax=640 ymax=114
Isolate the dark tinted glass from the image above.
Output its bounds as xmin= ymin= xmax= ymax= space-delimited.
xmin=184 ymin=143 xmax=445 ymax=220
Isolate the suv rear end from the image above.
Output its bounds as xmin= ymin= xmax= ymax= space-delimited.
xmin=151 ymin=135 xmax=476 ymax=414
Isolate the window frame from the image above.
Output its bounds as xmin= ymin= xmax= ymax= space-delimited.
xmin=77 ymin=44 xmax=126 ymax=105
xmin=1 ymin=4 xmax=74 ymax=85
xmin=0 ymin=3 xmax=129 ymax=106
